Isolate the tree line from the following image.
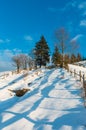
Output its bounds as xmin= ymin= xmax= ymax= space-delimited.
xmin=12 ymin=27 xmax=82 ymax=73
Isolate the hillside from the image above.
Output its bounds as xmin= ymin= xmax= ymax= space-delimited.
xmin=0 ymin=68 xmax=86 ymax=130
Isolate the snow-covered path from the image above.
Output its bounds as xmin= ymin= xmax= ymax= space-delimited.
xmin=0 ymin=69 xmax=86 ymax=130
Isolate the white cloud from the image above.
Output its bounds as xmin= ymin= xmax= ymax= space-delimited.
xmin=13 ymin=48 xmax=22 ymax=54
xmin=0 ymin=39 xmax=4 ymax=43
xmin=78 ymin=2 xmax=86 ymax=9
xmin=0 ymin=50 xmax=14 ymax=61
xmin=71 ymin=34 xmax=83 ymax=42
xmin=24 ymin=35 xmax=33 ymax=41
xmin=48 ymin=1 xmax=77 ymax=13
xmin=80 ymin=20 xmax=86 ymax=26
xmin=0 ymin=61 xmax=14 ymax=72
xmin=0 ymin=50 xmax=14 ymax=71
xmin=5 ymin=39 xmax=11 ymax=43
xmin=0 ymin=38 xmax=10 ymax=43
xmin=78 ymin=2 xmax=86 ymax=17
xmin=65 ymin=1 xmax=77 ymax=8
xmin=0 ymin=49 xmax=23 ymax=72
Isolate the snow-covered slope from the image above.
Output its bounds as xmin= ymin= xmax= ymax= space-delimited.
xmin=68 ymin=64 xmax=86 ymax=80
xmin=75 ymin=60 xmax=86 ymax=67
xmin=0 ymin=68 xmax=86 ymax=130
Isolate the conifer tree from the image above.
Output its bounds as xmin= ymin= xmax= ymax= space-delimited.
xmin=77 ymin=53 xmax=82 ymax=62
xmin=52 ymin=45 xmax=61 ymax=67
xmin=64 ymin=54 xmax=70 ymax=68
xmin=34 ymin=36 xmax=50 ymax=68
xmin=70 ymin=54 xmax=76 ymax=64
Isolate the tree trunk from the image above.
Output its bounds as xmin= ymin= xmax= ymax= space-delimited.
xmin=17 ymin=66 xmax=20 ymax=73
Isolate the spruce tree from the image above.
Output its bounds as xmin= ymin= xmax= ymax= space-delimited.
xmin=77 ymin=53 xmax=82 ymax=62
xmin=52 ymin=45 xmax=61 ymax=67
xmin=34 ymin=36 xmax=50 ymax=68
xmin=64 ymin=54 xmax=70 ymax=68
xmin=70 ymin=54 xmax=76 ymax=64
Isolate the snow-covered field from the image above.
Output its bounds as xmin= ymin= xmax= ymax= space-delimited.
xmin=0 ymin=68 xmax=86 ymax=130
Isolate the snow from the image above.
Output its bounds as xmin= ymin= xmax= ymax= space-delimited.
xmin=68 ymin=64 xmax=86 ymax=80
xmin=68 ymin=64 xmax=86 ymax=74
xmin=0 ymin=68 xmax=86 ymax=130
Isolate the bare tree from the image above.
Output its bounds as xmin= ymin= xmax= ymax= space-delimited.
xmin=28 ymin=56 xmax=35 ymax=70
xmin=19 ymin=54 xmax=28 ymax=70
xmin=12 ymin=55 xmax=22 ymax=73
xmin=12 ymin=53 xmax=35 ymax=73
xmin=55 ymin=28 xmax=68 ymax=67
xmin=29 ymin=49 xmax=37 ymax=69
xmin=54 ymin=27 xmax=78 ymax=67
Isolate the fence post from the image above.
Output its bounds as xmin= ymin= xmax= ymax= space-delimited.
xmin=67 ymin=66 xmax=69 ymax=72
xmin=74 ymin=69 xmax=76 ymax=77
xmin=83 ymin=74 xmax=85 ymax=88
xmin=79 ymin=71 xmax=81 ymax=81
xmin=70 ymin=70 xmax=72 ymax=76
xmin=83 ymin=75 xmax=86 ymax=108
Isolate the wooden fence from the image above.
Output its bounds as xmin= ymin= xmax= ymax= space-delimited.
xmin=68 ymin=65 xmax=86 ymax=107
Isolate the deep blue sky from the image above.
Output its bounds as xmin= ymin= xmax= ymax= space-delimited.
xmin=0 ymin=0 xmax=86 ymax=71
